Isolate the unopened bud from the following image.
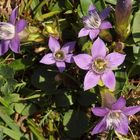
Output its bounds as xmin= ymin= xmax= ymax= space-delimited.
xmin=115 ymin=0 xmax=132 ymax=41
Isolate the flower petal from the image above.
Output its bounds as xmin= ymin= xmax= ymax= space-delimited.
xmin=100 ymin=21 xmax=112 ymax=29
xmin=78 ymin=28 xmax=90 ymax=38
xmin=65 ymin=54 xmax=74 ymax=63
xmin=91 ymin=37 xmax=106 ymax=58
xmin=99 ymin=6 xmax=111 ymax=21
xmin=56 ymin=61 xmax=66 ymax=72
xmin=48 ymin=36 xmax=60 ymax=52
xmin=91 ymin=117 xmax=106 ymax=135
xmin=9 ymin=7 xmax=18 ymax=24
xmin=106 ymin=52 xmax=126 ymax=68
xmin=0 ymin=40 xmax=9 ymax=56
xmin=112 ymin=97 xmax=126 ymax=110
xmin=92 ymin=107 xmax=109 ymax=117
xmin=10 ymin=35 xmax=20 ymax=53
xmin=101 ymin=71 xmax=116 ymax=90
xmin=40 ymin=53 xmax=55 ymax=65
xmin=16 ymin=19 xmax=27 ymax=33
xmin=123 ymin=106 xmax=140 ymax=116
xmin=61 ymin=41 xmax=76 ymax=54
xmin=89 ymin=29 xmax=99 ymax=40
xmin=88 ymin=4 xmax=96 ymax=12
xmin=73 ymin=54 xmax=92 ymax=70
xmin=84 ymin=71 xmax=100 ymax=90
xmin=115 ymin=115 xmax=128 ymax=135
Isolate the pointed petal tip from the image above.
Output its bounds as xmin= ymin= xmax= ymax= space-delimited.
xmin=56 ymin=61 xmax=66 ymax=73
xmin=16 ymin=19 xmax=27 ymax=33
xmin=102 ymin=71 xmax=116 ymax=90
xmin=92 ymin=37 xmax=106 ymax=58
xmin=84 ymin=71 xmax=100 ymax=90
xmin=9 ymin=7 xmax=18 ymax=24
xmin=73 ymin=54 xmax=92 ymax=70
xmin=91 ymin=118 xmax=106 ymax=135
xmin=48 ymin=36 xmax=60 ymax=52
xmin=123 ymin=106 xmax=140 ymax=116
xmin=39 ymin=53 xmax=55 ymax=65
xmin=106 ymin=52 xmax=126 ymax=68
xmin=88 ymin=4 xmax=96 ymax=12
xmin=78 ymin=28 xmax=90 ymax=38
xmin=112 ymin=96 xmax=126 ymax=110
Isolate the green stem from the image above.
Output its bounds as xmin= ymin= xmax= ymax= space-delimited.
xmin=49 ymin=119 xmax=54 ymax=140
xmin=107 ymin=129 xmax=114 ymax=140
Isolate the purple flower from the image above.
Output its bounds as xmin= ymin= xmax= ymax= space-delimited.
xmin=78 ymin=4 xmax=112 ymax=40
xmin=0 ymin=7 xmax=27 ymax=56
xmin=74 ymin=37 xmax=125 ymax=90
xmin=40 ymin=36 xmax=76 ymax=72
xmin=91 ymin=96 xmax=140 ymax=135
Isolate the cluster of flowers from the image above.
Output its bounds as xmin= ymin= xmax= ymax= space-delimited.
xmin=0 ymin=4 xmax=140 ymax=136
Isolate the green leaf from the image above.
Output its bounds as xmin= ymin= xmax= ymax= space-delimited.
xmin=0 ymin=65 xmax=15 ymax=78
xmin=65 ymin=0 xmax=73 ymax=10
xmin=115 ymin=71 xmax=127 ymax=93
xmin=1 ymin=78 xmax=17 ymax=94
xmin=133 ymin=46 xmax=140 ymax=62
xmin=15 ymin=102 xmax=37 ymax=116
xmin=10 ymin=59 xmax=31 ymax=71
xmin=27 ymin=119 xmax=45 ymax=140
xmin=0 ymin=108 xmax=23 ymax=138
xmin=0 ymin=126 xmax=24 ymax=140
xmin=65 ymin=111 xmax=88 ymax=138
xmin=36 ymin=11 xmax=61 ymax=21
xmin=30 ymin=0 xmax=42 ymax=17
xmin=31 ymin=66 xmax=58 ymax=94
xmin=0 ymin=65 xmax=17 ymax=94
xmin=80 ymin=0 xmax=92 ymax=15
xmin=63 ymin=110 xmax=73 ymax=126
xmin=33 ymin=0 xmax=47 ymax=17
xmin=77 ymin=92 xmax=96 ymax=106
xmin=132 ymin=10 xmax=140 ymax=45
xmin=54 ymin=92 xmax=70 ymax=107
xmin=105 ymin=0 xmax=116 ymax=5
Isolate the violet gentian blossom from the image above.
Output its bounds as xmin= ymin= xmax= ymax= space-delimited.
xmin=91 ymin=96 xmax=140 ymax=135
xmin=0 ymin=7 xmax=27 ymax=56
xmin=74 ymin=37 xmax=125 ymax=90
xmin=78 ymin=4 xmax=112 ymax=40
xmin=40 ymin=36 xmax=76 ymax=72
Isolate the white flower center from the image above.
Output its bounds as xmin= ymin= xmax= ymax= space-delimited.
xmin=54 ymin=50 xmax=65 ymax=61
xmin=92 ymin=57 xmax=108 ymax=74
xmin=0 ymin=22 xmax=15 ymax=40
xmin=106 ymin=111 xmax=122 ymax=130
xmin=84 ymin=11 xmax=101 ymax=29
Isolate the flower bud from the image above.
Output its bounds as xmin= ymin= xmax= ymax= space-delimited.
xmin=99 ymin=30 xmax=113 ymax=42
xmin=115 ymin=0 xmax=132 ymax=41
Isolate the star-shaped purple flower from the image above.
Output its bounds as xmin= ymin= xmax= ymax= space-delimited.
xmin=74 ymin=37 xmax=125 ymax=90
xmin=78 ymin=4 xmax=112 ymax=40
xmin=91 ymin=96 xmax=140 ymax=135
xmin=0 ymin=7 xmax=27 ymax=56
xmin=40 ymin=36 xmax=76 ymax=73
